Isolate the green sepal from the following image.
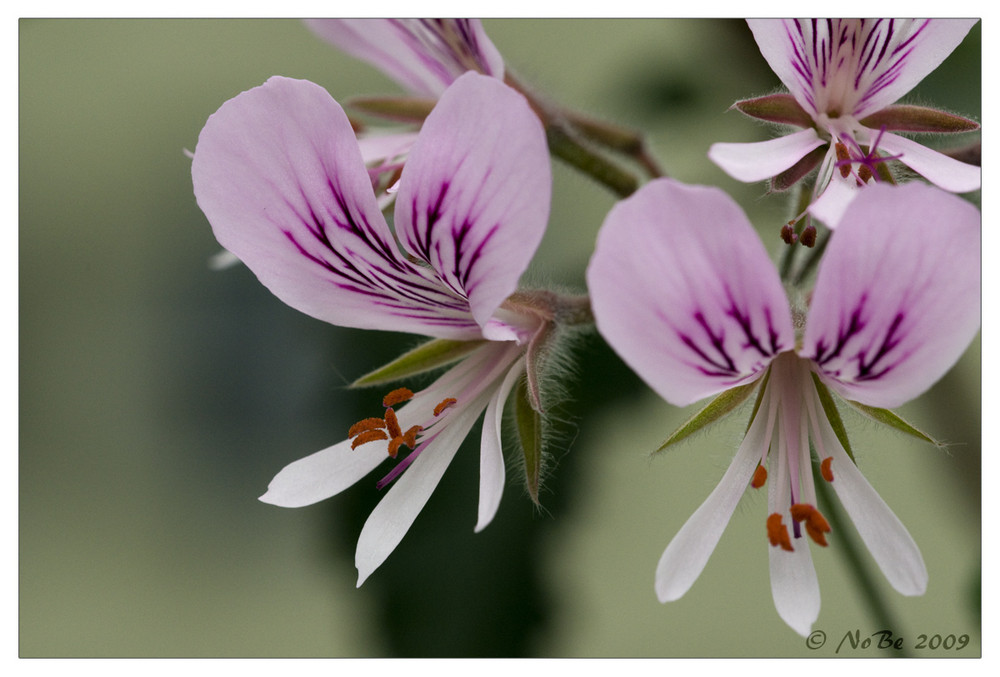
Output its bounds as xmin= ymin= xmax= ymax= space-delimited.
xmin=810 ymin=374 xmax=857 ymax=464
xmin=844 ymin=399 xmax=942 ymax=449
xmin=655 ymin=379 xmax=760 ymax=453
xmin=351 ymin=338 xmax=487 ymax=387
xmin=513 ymin=377 xmax=543 ymax=505
xmin=734 ymin=93 xmax=814 ymax=128
xmin=346 ymin=96 xmax=436 ymax=122
xmin=772 ymin=145 xmax=826 ymax=191
xmin=859 ymin=105 xmax=980 ymax=134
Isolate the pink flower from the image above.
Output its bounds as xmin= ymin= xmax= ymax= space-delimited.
xmin=305 ymin=19 xmax=504 ymax=98
xmin=709 ymin=19 xmax=980 ymax=226
xmin=586 ymin=178 xmax=980 ymax=635
xmin=305 ymin=19 xmax=507 ymax=209
xmin=192 ymin=72 xmax=551 ymax=584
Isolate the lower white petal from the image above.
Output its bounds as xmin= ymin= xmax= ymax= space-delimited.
xmin=826 ymin=443 xmax=928 ymax=595
xmin=879 ymin=132 xmax=981 ymax=192
xmin=475 ymin=357 xmax=526 ymax=533
xmin=259 ymin=438 xmax=388 ymax=508
xmin=654 ymin=406 xmax=768 ymax=602
xmin=708 ymin=128 xmax=824 ymax=182
xmin=815 ymin=408 xmax=928 ymax=596
xmin=354 ymin=397 xmax=486 ymax=586
xmin=807 ymin=175 xmax=861 ymax=228
xmin=768 ymin=536 xmax=820 ymax=637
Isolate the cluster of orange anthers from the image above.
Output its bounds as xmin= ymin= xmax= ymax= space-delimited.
xmin=347 ymin=388 xmax=458 ymax=459
xmin=754 ymin=456 xmax=835 ymax=552
xmin=835 ymin=141 xmax=876 ymax=183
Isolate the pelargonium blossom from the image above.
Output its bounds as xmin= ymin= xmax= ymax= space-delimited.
xmin=305 ymin=19 xmax=504 ymax=98
xmin=192 ymin=72 xmax=552 ymax=584
xmin=586 ymin=178 xmax=980 ymax=635
xmin=305 ymin=19 xmax=505 ymax=190
xmin=709 ymin=19 xmax=980 ymax=226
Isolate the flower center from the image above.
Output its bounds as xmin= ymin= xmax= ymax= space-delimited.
xmin=833 ymin=126 xmax=902 ymax=185
xmin=348 ymin=387 xmax=457 ymax=460
xmin=748 ymin=353 xmax=837 ymax=551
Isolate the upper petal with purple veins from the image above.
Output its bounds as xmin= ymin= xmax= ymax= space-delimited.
xmin=395 ymin=72 xmax=551 ymax=333
xmin=587 ymin=179 xmax=795 ymax=407
xmin=749 ymin=19 xmax=977 ymax=120
xmin=305 ymin=19 xmax=504 ymax=98
xmin=802 ymin=183 xmax=981 ymax=408
xmin=192 ymin=76 xmax=483 ymax=340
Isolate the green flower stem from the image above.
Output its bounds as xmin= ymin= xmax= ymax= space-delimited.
xmin=545 ymin=124 xmax=640 ymax=198
xmin=792 ymin=232 xmax=829 ymax=286
xmin=813 ymin=471 xmax=913 ymax=657
xmin=559 ymin=108 xmax=665 ymax=179
xmin=505 ymin=72 xmax=642 ymax=198
xmin=779 ymin=185 xmax=816 ymax=283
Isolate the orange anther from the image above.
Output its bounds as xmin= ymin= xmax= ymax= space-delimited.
xmin=790 ymin=503 xmax=831 ymax=547
xmin=858 ymin=164 xmax=873 ymax=183
xmin=434 ymin=397 xmax=457 ymax=416
xmin=383 ymin=407 xmax=402 ymax=439
xmin=348 ymin=417 xmax=387 ymax=438
xmin=387 ymin=437 xmax=403 ymax=459
xmin=821 ymin=456 xmax=834 ymax=482
xmin=805 ymin=522 xmax=829 ymax=547
xmin=766 ymin=513 xmax=794 ymax=552
xmin=351 ymin=428 xmax=388 ymax=450
xmin=751 ymin=464 xmax=767 ymax=489
xmin=402 ymin=425 xmax=422 ymax=448
xmin=835 ymin=142 xmax=851 ymax=177
xmin=810 ymin=510 xmax=831 ymax=534
xmin=789 ymin=503 xmax=812 ymax=523
xmin=383 ymin=387 xmax=414 ymax=408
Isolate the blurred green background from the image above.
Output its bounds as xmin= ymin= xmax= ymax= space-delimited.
xmin=19 ymin=19 xmax=981 ymax=657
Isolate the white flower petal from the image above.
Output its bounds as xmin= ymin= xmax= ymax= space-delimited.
xmin=259 ymin=438 xmax=388 ymax=508
xmin=807 ymin=174 xmax=861 ymax=228
xmin=655 ymin=395 xmax=770 ymax=601
xmin=354 ymin=396 xmax=485 ymax=586
xmin=475 ymin=357 xmax=526 ymax=533
xmin=819 ymin=418 xmax=928 ymax=596
xmin=768 ymin=536 xmax=820 ymax=637
xmin=765 ymin=415 xmax=820 ymax=638
xmin=708 ymin=129 xmax=824 ymax=182
xmin=878 ymin=132 xmax=981 ymax=192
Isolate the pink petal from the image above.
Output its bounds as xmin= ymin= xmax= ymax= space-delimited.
xmin=394 ymin=73 xmax=551 ymax=332
xmin=849 ymin=20 xmax=977 ymax=116
xmin=305 ymin=19 xmax=504 ymax=98
xmin=192 ymin=76 xmax=483 ymax=340
xmin=708 ymin=129 xmax=825 ymax=182
xmin=748 ymin=20 xmax=976 ymax=119
xmin=587 ymin=179 xmax=794 ymax=407
xmin=802 ymin=182 xmax=981 ymax=408
xmin=878 ymin=132 xmax=982 ymax=192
